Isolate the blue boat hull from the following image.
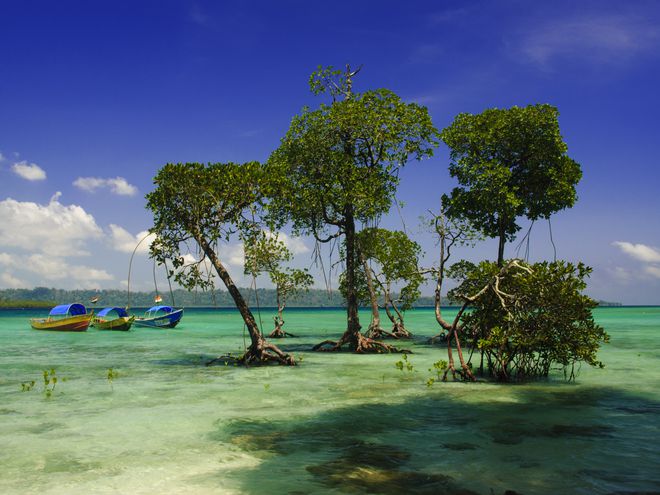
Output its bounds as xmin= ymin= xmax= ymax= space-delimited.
xmin=133 ymin=309 xmax=183 ymax=328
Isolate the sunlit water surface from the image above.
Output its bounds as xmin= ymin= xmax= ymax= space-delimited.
xmin=1 ymin=307 xmax=658 ymax=494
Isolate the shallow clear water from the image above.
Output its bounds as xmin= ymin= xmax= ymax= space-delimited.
xmin=1 ymin=307 xmax=658 ymax=494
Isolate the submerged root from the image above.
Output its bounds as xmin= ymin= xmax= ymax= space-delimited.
xmin=313 ymin=330 xmax=407 ymax=354
xmin=428 ymin=333 xmax=448 ymax=344
xmin=390 ymin=322 xmax=413 ymax=339
xmin=364 ymin=324 xmax=395 ymax=340
xmin=241 ymin=342 xmax=296 ymax=366
xmin=441 ymin=362 xmax=475 ymax=382
xmin=268 ymin=326 xmax=297 ymax=339
xmin=206 ymin=340 xmax=295 ymax=367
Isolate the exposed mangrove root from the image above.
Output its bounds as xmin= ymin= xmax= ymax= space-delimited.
xmin=268 ymin=325 xmax=297 ymax=339
xmin=364 ymin=323 xmax=396 ymax=340
xmin=441 ymin=329 xmax=475 ymax=382
xmin=390 ymin=321 xmax=412 ymax=339
xmin=313 ymin=329 xmax=407 ymax=354
xmin=206 ymin=339 xmax=295 ymax=366
xmin=428 ymin=332 xmax=448 ymax=344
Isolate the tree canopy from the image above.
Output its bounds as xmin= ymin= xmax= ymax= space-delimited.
xmin=268 ymin=65 xmax=439 ymax=351
xmin=146 ymin=161 xmax=294 ymax=365
xmin=447 ymin=259 xmax=609 ymax=381
xmin=440 ymin=104 xmax=582 ymax=265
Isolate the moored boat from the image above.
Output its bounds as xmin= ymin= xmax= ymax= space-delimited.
xmin=30 ymin=303 xmax=94 ymax=332
xmin=133 ymin=305 xmax=183 ymax=328
xmin=92 ymin=307 xmax=135 ymax=331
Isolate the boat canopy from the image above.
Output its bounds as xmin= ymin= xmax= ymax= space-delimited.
xmin=49 ymin=303 xmax=87 ymax=316
xmin=146 ymin=305 xmax=173 ymax=313
xmin=97 ymin=307 xmax=129 ymax=318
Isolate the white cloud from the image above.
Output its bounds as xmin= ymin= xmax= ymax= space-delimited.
xmin=263 ymin=231 xmax=309 ymax=255
xmin=109 ymin=224 xmax=155 ymax=254
xmin=0 ymin=272 xmax=26 ymax=288
xmin=107 ymin=177 xmax=138 ymax=196
xmin=0 ymin=195 xmax=103 ymax=257
xmin=219 ymin=242 xmax=245 ymax=268
xmin=25 ymin=254 xmax=113 ymax=283
xmin=12 ymin=161 xmax=46 ymax=181
xmin=0 ymin=252 xmax=14 ymax=266
xmin=0 ymin=151 xmax=5 ymax=162
xmin=518 ymin=15 xmax=659 ymax=67
xmin=613 ymin=241 xmax=660 ymax=263
xmin=73 ymin=177 xmax=105 ymax=191
xmin=73 ymin=176 xmax=138 ymax=196
xmin=645 ymin=265 xmax=660 ymax=279
xmin=609 ymin=266 xmax=633 ymax=283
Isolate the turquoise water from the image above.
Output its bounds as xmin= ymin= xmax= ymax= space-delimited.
xmin=0 ymin=307 xmax=658 ymax=494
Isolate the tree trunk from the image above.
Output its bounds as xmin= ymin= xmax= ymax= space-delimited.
xmin=344 ymin=207 xmax=361 ymax=342
xmin=389 ymin=298 xmax=412 ymax=339
xmin=197 ymin=235 xmax=294 ymax=365
xmin=313 ymin=208 xmax=403 ymax=353
xmin=269 ymin=296 xmax=296 ymax=338
xmin=497 ymin=220 xmax=506 ymax=267
xmin=361 ymin=251 xmax=386 ymax=339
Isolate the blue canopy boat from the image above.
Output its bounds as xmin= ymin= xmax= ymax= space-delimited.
xmin=133 ymin=305 xmax=183 ymax=328
xmin=30 ymin=303 xmax=94 ymax=331
xmin=92 ymin=307 xmax=135 ymax=331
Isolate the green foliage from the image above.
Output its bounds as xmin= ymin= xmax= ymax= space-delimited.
xmin=268 ymin=67 xmax=440 ymax=242
xmin=440 ymin=104 xmax=582 ymax=262
xmin=449 ymin=260 xmax=609 ymax=381
xmin=21 ymin=380 xmax=35 ymax=392
xmin=426 ymin=360 xmax=449 ymax=387
xmin=107 ymin=368 xmax=118 ymax=390
xmin=146 ymin=161 xmax=268 ymax=291
xmin=244 ymin=231 xmax=314 ymax=312
xmin=394 ymin=353 xmax=414 ymax=373
xmin=42 ymin=369 xmax=65 ymax=398
xmin=0 ymin=298 xmax=55 ymax=308
xmin=357 ymin=228 xmax=424 ymax=311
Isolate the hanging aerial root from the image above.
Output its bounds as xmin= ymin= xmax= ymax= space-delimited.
xmin=313 ymin=331 xmax=408 ymax=354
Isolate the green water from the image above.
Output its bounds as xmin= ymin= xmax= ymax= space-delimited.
xmin=0 ymin=307 xmax=658 ymax=494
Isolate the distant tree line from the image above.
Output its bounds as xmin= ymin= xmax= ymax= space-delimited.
xmin=0 ymin=287 xmax=439 ymax=308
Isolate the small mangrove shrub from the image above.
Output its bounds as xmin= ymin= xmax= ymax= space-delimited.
xmin=395 ymin=354 xmax=414 ymax=373
xmin=426 ymin=360 xmax=448 ymax=387
xmin=107 ymin=368 xmax=119 ymax=390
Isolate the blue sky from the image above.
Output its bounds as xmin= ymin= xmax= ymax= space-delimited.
xmin=1 ymin=0 xmax=659 ymax=304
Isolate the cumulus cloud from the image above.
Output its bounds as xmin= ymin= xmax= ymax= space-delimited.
xmin=612 ymin=241 xmax=660 ymax=263
xmin=613 ymin=241 xmax=660 ymax=281
xmin=275 ymin=232 xmax=310 ymax=255
xmin=0 ymin=194 xmax=103 ymax=257
xmin=219 ymin=243 xmax=246 ymax=268
xmin=645 ymin=265 xmax=660 ymax=279
xmin=12 ymin=161 xmax=46 ymax=181
xmin=518 ymin=14 xmax=659 ymax=67
xmin=108 ymin=224 xmax=155 ymax=254
xmin=262 ymin=231 xmax=309 ymax=255
xmin=26 ymin=253 xmax=113 ymax=283
xmin=0 ymin=272 xmax=26 ymax=288
xmin=73 ymin=176 xmax=138 ymax=196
